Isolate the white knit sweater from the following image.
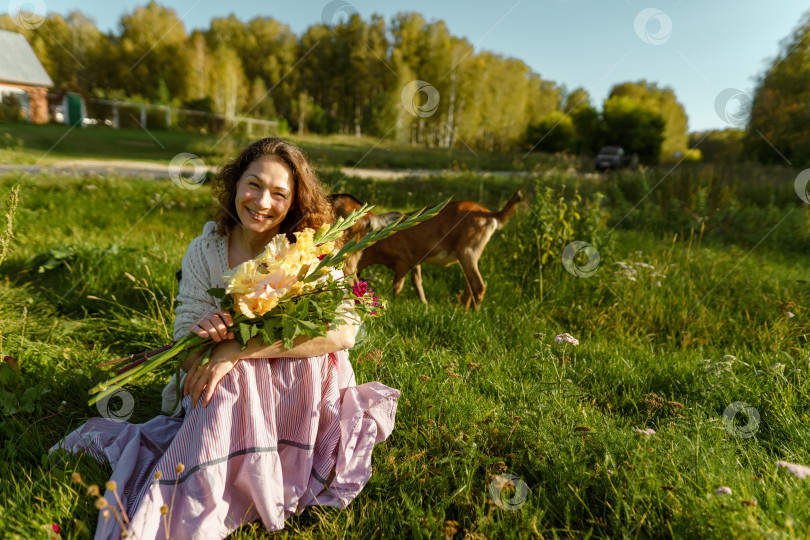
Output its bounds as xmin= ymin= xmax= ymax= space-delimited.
xmin=172 ymin=221 xmax=231 ymax=342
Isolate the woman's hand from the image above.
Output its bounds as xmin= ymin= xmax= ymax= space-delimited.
xmin=183 ymin=340 xmax=242 ymax=408
xmin=189 ymin=308 xmax=235 ymax=342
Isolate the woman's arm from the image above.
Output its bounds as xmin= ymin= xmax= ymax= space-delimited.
xmin=219 ymin=319 xmax=358 ymax=360
xmin=174 ymin=237 xmax=220 ymax=341
xmin=184 ymin=310 xmax=359 ymax=408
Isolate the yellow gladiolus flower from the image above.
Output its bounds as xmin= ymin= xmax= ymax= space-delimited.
xmin=224 ymin=259 xmax=263 ymax=295
xmin=254 ymin=293 xmax=279 ymax=316
xmin=259 ymin=234 xmax=289 ymax=268
xmin=234 ymin=265 xmax=299 ymax=318
xmin=235 ymin=294 xmax=260 ymax=318
xmin=223 ymin=229 xmax=340 ymax=319
xmin=262 ymin=268 xmax=297 ymax=292
xmin=293 ymin=229 xmax=315 ymax=253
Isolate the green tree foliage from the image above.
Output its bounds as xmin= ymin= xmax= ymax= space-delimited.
xmin=204 ymin=15 xmax=298 ymax=121
xmin=249 ymin=77 xmax=276 ymax=119
xmin=208 ymin=44 xmax=246 ymax=118
xmin=186 ymin=31 xmax=210 ymax=101
xmin=570 ymin=105 xmax=603 ymax=154
xmin=526 ymin=111 xmax=575 ymax=153
xmin=745 ymin=10 xmax=810 ymax=164
xmin=389 ymin=12 xmax=563 ymax=151
xmin=691 ymin=129 xmax=744 ymax=163
xmin=563 ymin=87 xmax=590 ymax=113
xmin=607 ymin=80 xmax=688 ymax=161
xmin=602 ymin=95 xmax=665 ymax=163
xmin=116 ymin=1 xmax=191 ymax=102
xmin=1 ymin=3 xmax=692 ymax=155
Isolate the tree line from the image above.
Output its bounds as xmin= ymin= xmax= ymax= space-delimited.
xmin=744 ymin=10 xmax=810 ymax=165
xmin=1 ymin=1 xmax=695 ymax=161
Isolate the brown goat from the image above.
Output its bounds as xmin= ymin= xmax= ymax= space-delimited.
xmin=330 ymin=192 xmax=522 ymax=309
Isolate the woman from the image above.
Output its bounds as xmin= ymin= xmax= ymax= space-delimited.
xmin=52 ymin=138 xmax=400 ymax=539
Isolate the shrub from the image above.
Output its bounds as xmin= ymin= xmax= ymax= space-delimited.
xmin=498 ymin=183 xmax=611 ymax=294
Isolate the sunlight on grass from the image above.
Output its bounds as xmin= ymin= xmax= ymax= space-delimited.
xmin=0 ymin=168 xmax=807 ymax=538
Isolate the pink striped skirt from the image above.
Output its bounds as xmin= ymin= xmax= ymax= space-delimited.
xmin=50 ymin=350 xmax=400 ymax=539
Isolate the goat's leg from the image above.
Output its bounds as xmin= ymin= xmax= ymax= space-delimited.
xmin=343 ymin=252 xmax=363 ymax=285
xmin=458 ymin=251 xmax=486 ymax=310
xmin=411 ymin=265 xmax=428 ymax=305
xmin=461 ymin=274 xmax=473 ymax=308
xmin=392 ymin=265 xmax=408 ymax=299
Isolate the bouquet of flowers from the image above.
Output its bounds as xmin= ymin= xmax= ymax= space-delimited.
xmin=88 ymin=200 xmax=446 ymax=407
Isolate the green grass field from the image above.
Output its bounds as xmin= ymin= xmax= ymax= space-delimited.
xmin=0 ymin=122 xmax=579 ymax=172
xmin=0 ymin=164 xmax=808 ymax=538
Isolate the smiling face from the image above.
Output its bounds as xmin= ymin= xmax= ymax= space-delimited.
xmin=234 ymin=156 xmax=295 ymax=242
xmin=214 ymin=138 xmax=335 ymax=246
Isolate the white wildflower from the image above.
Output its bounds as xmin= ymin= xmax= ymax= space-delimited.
xmin=554 ymin=333 xmax=579 ymax=346
xmin=776 ymin=461 xmax=810 ymax=479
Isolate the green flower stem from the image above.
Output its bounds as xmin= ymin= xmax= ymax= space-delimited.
xmin=88 ymin=336 xmax=199 ymax=405
xmin=312 ymin=203 xmax=374 ymax=244
xmin=88 ymin=313 xmax=250 ymax=406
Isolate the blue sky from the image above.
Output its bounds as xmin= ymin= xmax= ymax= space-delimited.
xmin=10 ymin=0 xmax=810 ymax=131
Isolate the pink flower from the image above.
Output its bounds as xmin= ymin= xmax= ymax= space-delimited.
xmin=351 ymin=281 xmax=381 ymax=314
xmin=554 ymin=333 xmax=579 ymax=346
xmin=634 ymin=427 xmax=656 ymax=435
xmin=776 ymin=460 xmax=810 ymax=479
xmin=715 ymin=486 xmax=732 ymax=495
xmin=351 ymin=281 xmax=369 ymax=298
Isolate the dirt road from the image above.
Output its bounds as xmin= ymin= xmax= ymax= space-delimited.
xmin=0 ymin=158 xmax=537 ymax=181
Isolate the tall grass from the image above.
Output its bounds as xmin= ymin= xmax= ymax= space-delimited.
xmin=0 ymin=168 xmax=808 ymax=538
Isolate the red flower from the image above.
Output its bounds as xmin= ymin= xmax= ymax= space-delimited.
xmin=351 ymin=281 xmax=369 ymax=299
xmin=351 ymin=281 xmax=381 ymax=314
xmin=52 ymin=524 xmax=61 ymax=534
xmin=2 ymin=355 xmax=18 ymax=372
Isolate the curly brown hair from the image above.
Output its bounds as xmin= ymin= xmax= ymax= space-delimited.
xmin=212 ymin=138 xmax=334 ymax=242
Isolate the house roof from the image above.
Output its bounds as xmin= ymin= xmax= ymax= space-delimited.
xmin=0 ymin=29 xmax=53 ymax=87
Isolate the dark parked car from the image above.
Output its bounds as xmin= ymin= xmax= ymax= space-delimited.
xmin=594 ymin=146 xmax=639 ymax=171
